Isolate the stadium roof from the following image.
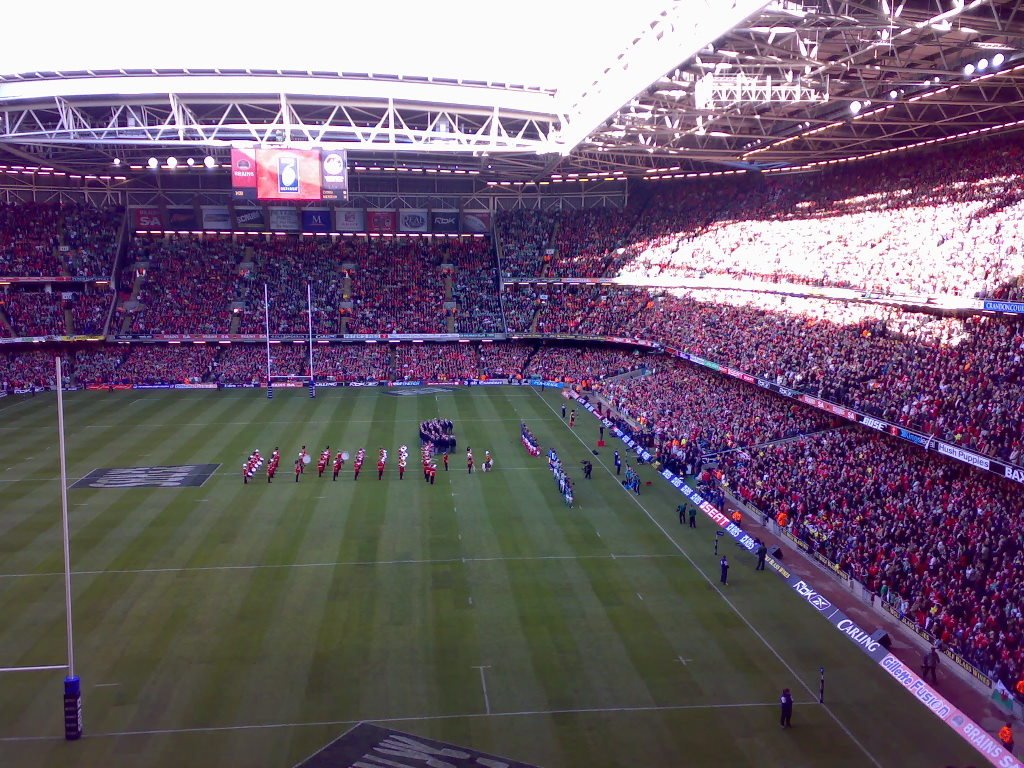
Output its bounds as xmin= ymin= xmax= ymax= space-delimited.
xmin=1 ymin=0 xmax=1023 ymax=185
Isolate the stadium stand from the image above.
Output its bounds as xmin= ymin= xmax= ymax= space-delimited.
xmin=0 ymin=202 xmax=121 ymax=278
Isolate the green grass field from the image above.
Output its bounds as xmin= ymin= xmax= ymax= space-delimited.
xmin=0 ymin=385 xmax=982 ymax=767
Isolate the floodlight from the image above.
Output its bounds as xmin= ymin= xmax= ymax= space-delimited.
xmin=204 ymin=156 xmax=216 ymax=169
xmin=850 ymin=101 xmax=862 ymax=114
xmin=147 ymin=157 xmax=158 ymax=169
xmin=166 ymin=157 xmax=178 ymax=169
xmin=993 ymin=53 xmax=1005 ymax=67
xmin=889 ymin=89 xmax=898 ymax=99
xmin=964 ymin=63 xmax=976 ymax=76
xmin=186 ymin=157 xmax=196 ymax=167
xmin=112 ymin=158 xmax=121 ymax=166
xmin=978 ymin=58 xmax=989 ymax=71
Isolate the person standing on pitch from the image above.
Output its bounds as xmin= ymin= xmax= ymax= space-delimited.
xmin=689 ymin=506 xmax=697 ymax=528
xmin=921 ymin=646 xmax=940 ymax=683
xmin=998 ymin=722 xmax=1014 ymax=755
xmin=599 ymin=424 xmax=605 ymax=441
xmin=582 ymin=460 xmax=592 ymax=479
xmin=614 ymin=450 xmax=622 ymax=475
xmin=677 ymin=503 xmax=686 ymax=525
xmin=756 ymin=540 xmax=768 ymax=570
xmin=443 ymin=452 xmax=449 ymax=472
xmin=720 ymin=555 xmax=729 ymax=585
xmin=780 ymin=689 xmax=793 ymax=728
xmin=561 ymin=403 xmax=566 ymax=419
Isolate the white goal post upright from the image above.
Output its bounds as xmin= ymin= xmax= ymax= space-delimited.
xmin=55 ymin=356 xmax=82 ymax=740
xmin=307 ymin=282 xmax=315 ymax=399
xmin=264 ymin=283 xmax=273 ymax=400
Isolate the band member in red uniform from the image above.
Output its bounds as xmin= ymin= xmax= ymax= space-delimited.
xmin=294 ymin=459 xmax=302 ymax=482
xmin=466 ymin=447 xmax=474 ymax=474
xmin=318 ymin=453 xmax=328 ymax=478
xmin=377 ymin=457 xmax=386 ymax=480
xmin=443 ymin=453 xmax=449 ymax=471
xmin=428 ymin=462 xmax=437 ymax=484
xmin=398 ymin=457 xmax=406 ymax=479
xmin=333 ymin=452 xmax=344 ymax=481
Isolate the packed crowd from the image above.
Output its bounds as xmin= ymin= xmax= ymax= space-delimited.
xmin=521 ymin=284 xmax=1023 ymax=465
xmin=392 ymin=342 xmax=480 ymax=382
xmin=0 ymin=202 xmax=122 ymax=278
xmin=346 ymin=239 xmax=448 ymax=334
xmin=73 ymin=344 xmax=217 ymax=386
xmin=70 ymin=290 xmax=112 ymax=335
xmin=450 ymin=242 xmax=503 ymax=334
xmin=619 ymin=137 xmax=1024 ymax=297
xmin=497 ymin=209 xmax=555 ymax=277
xmin=717 ymin=429 xmax=1024 ymax=694
xmin=602 ymin=359 xmax=838 ymax=461
xmin=238 ymin=238 xmax=347 ymax=335
xmin=524 ymin=344 xmax=647 ymax=384
xmin=0 ymin=349 xmax=59 ymax=390
xmin=215 ymin=343 xmax=393 ymax=385
xmin=549 ymin=208 xmax=638 ymax=278
xmin=2 ymin=290 xmax=66 ymax=336
xmin=125 ymin=236 xmax=244 ymax=334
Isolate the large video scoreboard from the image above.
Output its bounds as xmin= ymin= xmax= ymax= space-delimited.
xmin=230 ymin=147 xmax=349 ymax=201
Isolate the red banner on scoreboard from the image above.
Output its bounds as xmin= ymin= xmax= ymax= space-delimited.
xmin=367 ymin=210 xmax=398 ymax=233
xmin=255 ymin=149 xmax=322 ymax=201
xmin=230 ymin=147 xmax=258 ymax=199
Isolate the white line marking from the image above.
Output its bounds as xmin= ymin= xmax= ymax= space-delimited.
xmin=676 ymin=656 xmax=692 ymax=666
xmin=0 ymin=552 xmax=680 ymax=580
xmin=0 ymin=664 xmax=68 ymax=674
xmin=595 ymin=530 xmax=601 ymax=538
xmin=94 ymin=683 xmax=120 ymax=688
xmin=0 ymin=701 xmax=791 ymax=742
xmin=468 ymin=596 xmax=473 ymax=606
xmin=472 ymin=666 xmax=492 ymax=714
xmin=636 ymin=592 xmax=644 ymax=601
xmin=532 ymin=387 xmax=884 ymax=768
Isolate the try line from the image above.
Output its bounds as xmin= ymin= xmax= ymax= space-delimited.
xmin=0 ymin=699 xmax=796 ymax=743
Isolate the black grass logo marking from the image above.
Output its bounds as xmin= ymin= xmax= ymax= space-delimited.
xmin=71 ymin=464 xmax=220 ymax=490
xmin=296 ymin=723 xmax=541 ymax=768
xmin=386 ymin=387 xmax=453 ymax=397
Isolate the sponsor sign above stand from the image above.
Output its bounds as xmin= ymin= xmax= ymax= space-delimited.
xmin=431 ymin=210 xmax=460 ymax=233
xmin=568 ymin=390 xmax=1023 ymax=768
xmin=166 ymin=207 xmax=197 ymax=230
xmin=335 ymin=208 xmax=365 ymax=232
xmin=367 ymin=209 xmax=398 ymax=234
xmin=0 ymin=276 xmax=105 ymax=284
xmin=200 ymin=205 xmax=231 ymax=231
xmin=133 ymin=206 xmax=163 ymax=229
xmin=268 ymin=207 xmax=299 ymax=231
xmin=235 ymin=207 xmax=266 ymax=229
xmin=462 ymin=210 xmax=490 ymax=233
xmin=111 ymin=333 xmax=507 ymax=343
xmin=398 ymin=209 xmax=429 ymax=233
xmin=983 ymin=299 xmax=1024 ymax=314
xmin=0 ymin=334 xmax=103 ymax=345
xmin=301 ymin=210 xmax=332 ymax=233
